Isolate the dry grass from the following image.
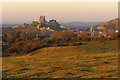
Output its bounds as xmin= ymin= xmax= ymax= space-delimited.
xmin=2 ymin=40 xmax=119 ymax=78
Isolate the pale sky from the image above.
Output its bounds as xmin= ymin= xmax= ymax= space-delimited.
xmin=1 ymin=2 xmax=118 ymax=23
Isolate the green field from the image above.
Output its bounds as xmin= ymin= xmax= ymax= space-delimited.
xmin=2 ymin=40 xmax=119 ymax=78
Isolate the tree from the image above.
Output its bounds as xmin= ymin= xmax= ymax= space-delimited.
xmin=50 ymin=30 xmax=77 ymax=43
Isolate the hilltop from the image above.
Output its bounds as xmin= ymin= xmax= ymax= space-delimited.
xmin=96 ymin=18 xmax=119 ymax=30
xmin=11 ymin=16 xmax=67 ymax=31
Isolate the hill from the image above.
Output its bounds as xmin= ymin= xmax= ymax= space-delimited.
xmin=11 ymin=16 xmax=67 ymax=31
xmin=96 ymin=18 xmax=119 ymax=30
xmin=3 ymin=40 xmax=119 ymax=78
xmin=61 ymin=22 xmax=102 ymax=28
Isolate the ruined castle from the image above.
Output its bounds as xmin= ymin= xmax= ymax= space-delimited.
xmin=36 ymin=16 xmax=67 ymax=31
xmin=12 ymin=16 xmax=67 ymax=31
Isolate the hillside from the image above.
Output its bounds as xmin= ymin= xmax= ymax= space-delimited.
xmin=96 ymin=18 xmax=119 ymax=30
xmin=7 ymin=16 xmax=68 ymax=31
xmin=61 ymin=22 xmax=102 ymax=28
xmin=3 ymin=40 xmax=119 ymax=78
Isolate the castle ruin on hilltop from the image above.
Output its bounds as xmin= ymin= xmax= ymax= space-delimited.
xmin=36 ymin=16 xmax=67 ymax=31
xmin=38 ymin=16 xmax=46 ymax=24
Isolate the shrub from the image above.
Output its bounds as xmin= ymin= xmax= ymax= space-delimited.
xmin=31 ymin=21 xmax=39 ymax=27
xmin=5 ymin=39 xmax=53 ymax=55
xmin=50 ymin=30 xmax=77 ymax=43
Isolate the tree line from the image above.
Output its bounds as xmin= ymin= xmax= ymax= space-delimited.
xmin=2 ymin=29 xmax=119 ymax=56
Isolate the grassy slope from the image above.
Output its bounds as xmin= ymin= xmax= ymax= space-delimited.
xmin=3 ymin=40 xmax=119 ymax=78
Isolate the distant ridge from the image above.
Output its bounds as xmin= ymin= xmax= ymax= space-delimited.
xmin=60 ymin=22 xmax=102 ymax=28
xmin=96 ymin=18 xmax=119 ymax=30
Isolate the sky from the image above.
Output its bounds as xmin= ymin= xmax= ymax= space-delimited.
xmin=1 ymin=2 xmax=118 ymax=23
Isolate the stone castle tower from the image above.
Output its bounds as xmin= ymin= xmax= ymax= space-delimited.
xmin=38 ymin=16 xmax=46 ymax=23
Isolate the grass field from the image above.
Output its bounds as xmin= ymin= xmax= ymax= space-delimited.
xmin=2 ymin=40 xmax=119 ymax=78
